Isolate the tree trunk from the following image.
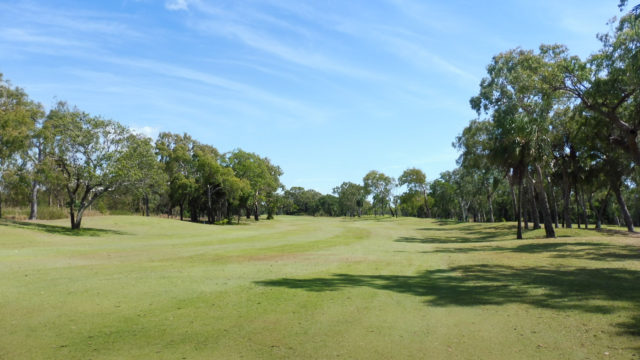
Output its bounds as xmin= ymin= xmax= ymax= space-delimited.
xmin=534 ymin=164 xmax=556 ymax=238
xmin=562 ymin=168 xmax=572 ymax=228
xmin=523 ymin=197 xmax=529 ymax=230
xmin=589 ymin=196 xmax=601 ymax=230
xmin=73 ymin=207 xmax=86 ymax=230
xmin=551 ymin=185 xmax=559 ymax=228
xmin=614 ymin=187 xmax=634 ymax=232
xmin=575 ymin=191 xmax=581 ymax=229
xmin=423 ymin=190 xmax=431 ymax=218
xmin=527 ymin=175 xmax=541 ymax=230
xmin=69 ymin=202 xmax=76 ymax=229
xmin=509 ymin=180 xmax=517 ymax=222
xmin=254 ymin=201 xmax=259 ymax=221
xmin=0 ymin=193 xmax=3 ymax=219
xmin=487 ymin=193 xmax=495 ymax=223
xmin=207 ymin=185 xmax=213 ymax=223
xmin=578 ymin=188 xmax=589 ymax=229
xmin=516 ymin=181 xmax=523 ymax=240
xmin=29 ymin=179 xmax=38 ymax=220
xmin=144 ymin=193 xmax=150 ymax=217
xmin=179 ymin=203 xmax=184 ymax=221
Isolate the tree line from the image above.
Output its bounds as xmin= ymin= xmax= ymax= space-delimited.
xmin=0 ymin=84 xmax=283 ymax=229
xmin=1 ymin=3 xmax=638 ymax=236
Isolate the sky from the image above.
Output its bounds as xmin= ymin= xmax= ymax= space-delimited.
xmin=0 ymin=0 xmax=624 ymax=194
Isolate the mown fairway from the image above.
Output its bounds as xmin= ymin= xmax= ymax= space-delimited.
xmin=1 ymin=216 xmax=639 ymax=359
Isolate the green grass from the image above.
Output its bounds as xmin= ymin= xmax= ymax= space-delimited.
xmin=1 ymin=215 xmax=639 ymax=359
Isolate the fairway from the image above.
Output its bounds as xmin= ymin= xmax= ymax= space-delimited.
xmin=1 ymin=216 xmax=639 ymax=359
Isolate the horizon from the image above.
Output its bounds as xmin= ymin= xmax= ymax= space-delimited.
xmin=0 ymin=0 xmax=621 ymax=194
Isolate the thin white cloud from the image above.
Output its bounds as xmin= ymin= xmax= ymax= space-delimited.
xmin=165 ymin=0 xmax=190 ymax=11
xmin=98 ymin=55 xmax=329 ymax=124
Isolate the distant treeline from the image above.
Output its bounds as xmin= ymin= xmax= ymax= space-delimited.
xmin=1 ymin=4 xmax=639 ymax=236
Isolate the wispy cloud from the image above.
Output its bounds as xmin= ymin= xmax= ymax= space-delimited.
xmin=168 ymin=1 xmax=382 ymax=80
xmin=165 ymin=0 xmax=190 ymax=11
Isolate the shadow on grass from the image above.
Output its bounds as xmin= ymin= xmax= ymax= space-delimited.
xmin=401 ymin=222 xmax=592 ymax=244
xmin=422 ymin=242 xmax=640 ymax=262
xmin=0 ymin=220 xmax=127 ymax=237
xmin=256 ymin=264 xmax=640 ymax=337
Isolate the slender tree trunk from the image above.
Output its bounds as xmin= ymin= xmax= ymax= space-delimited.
xmin=207 ymin=185 xmax=213 ymax=223
xmin=614 ymin=187 xmax=635 ymax=232
xmin=551 ymin=186 xmax=559 ymax=228
xmin=179 ymin=203 xmax=184 ymax=221
xmin=534 ymin=164 xmax=556 ymax=238
xmin=517 ymin=181 xmax=523 ymax=240
xmin=523 ymin=196 xmax=529 ymax=230
xmin=423 ymin=189 xmax=431 ymax=218
xmin=29 ymin=179 xmax=38 ymax=220
xmin=509 ymin=180 xmax=517 ymax=222
xmin=254 ymin=201 xmax=259 ymax=221
xmin=0 ymin=194 xmax=3 ymax=219
xmin=527 ymin=175 xmax=541 ymax=230
xmin=589 ymin=196 xmax=601 ymax=230
xmin=487 ymin=193 xmax=495 ymax=223
xmin=575 ymin=191 xmax=581 ymax=229
xmin=562 ymin=168 xmax=572 ymax=228
xmin=579 ymin=189 xmax=589 ymax=229
xmin=144 ymin=193 xmax=150 ymax=217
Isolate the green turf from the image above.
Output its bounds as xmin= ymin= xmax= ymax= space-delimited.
xmin=1 ymin=215 xmax=639 ymax=359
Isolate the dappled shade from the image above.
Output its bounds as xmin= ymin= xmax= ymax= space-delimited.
xmin=257 ymin=265 xmax=640 ymax=336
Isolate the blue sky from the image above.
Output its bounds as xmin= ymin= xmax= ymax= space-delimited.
xmin=0 ymin=0 xmax=622 ymax=194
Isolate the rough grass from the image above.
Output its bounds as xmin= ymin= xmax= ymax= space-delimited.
xmin=1 ymin=215 xmax=639 ymax=359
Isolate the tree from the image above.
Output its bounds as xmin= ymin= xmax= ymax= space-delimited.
xmin=363 ymin=170 xmax=396 ymax=216
xmin=547 ymin=12 xmax=640 ymax=164
xmin=471 ymin=48 xmax=557 ymax=238
xmin=227 ymin=149 xmax=282 ymax=221
xmin=398 ymin=168 xmax=431 ymax=218
xmin=0 ymin=74 xmax=41 ymax=218
xmin=122 ymin=134 xmax=167 ymax=217
xmin=45 ymin=102 xmax=143 ymax=229
xmin=333 ymin=182 xmax=366 ymax=217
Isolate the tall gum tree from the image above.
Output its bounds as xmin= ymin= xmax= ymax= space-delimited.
xmin=0 ymin=74 xmax=40 ymax=219
xmin=398 ymin=168 xmax=432 ymax=218
xmin=471 ymin=48 xmax=556 ymax=238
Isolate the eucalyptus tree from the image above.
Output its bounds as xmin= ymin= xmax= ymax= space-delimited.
xmin=454 ymin=119 xmax=505 ymax=222
xmin=398 ymin=168 xmax=431 ymax=218
xmin=45 ymin=102 xmax=144 ymax=229
xmin=226 ymin=149 xmax=282 ymax=221
xmin=124 ymin=134 xmax=167 ymax=217
xmin=430 ymin=172 xmax=458 ymax=219
xmin=156 ymin=132 xmax=198 ymax=221
xmin=317 ymin=194 xmax=339 ymax=216
xmin=333 ymin=181 xmax=365 ymax=217
xmin=0 ymin=74 xmax=42 ymax=218
xmin=544 ymin=9 xmax=640 ymax=164
xmin=363 ymin=170 xmax=396 ymax=216
xmin=471 ymin=48 xmax=556 ymax=238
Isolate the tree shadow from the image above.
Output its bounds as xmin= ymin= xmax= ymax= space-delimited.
xmin=403 ymin=222 xmax=582 ymax=244
xmin=256 ymin=265 xmax=640 ymax=337
xmin=0 ymin=220 xmax=128 ymax=237
xmin=422 ymin=242 xmax=640 ymax=262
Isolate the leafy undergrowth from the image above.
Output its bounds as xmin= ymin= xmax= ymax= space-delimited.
xmin=1 ymin=215 xmax=639 ymax=359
